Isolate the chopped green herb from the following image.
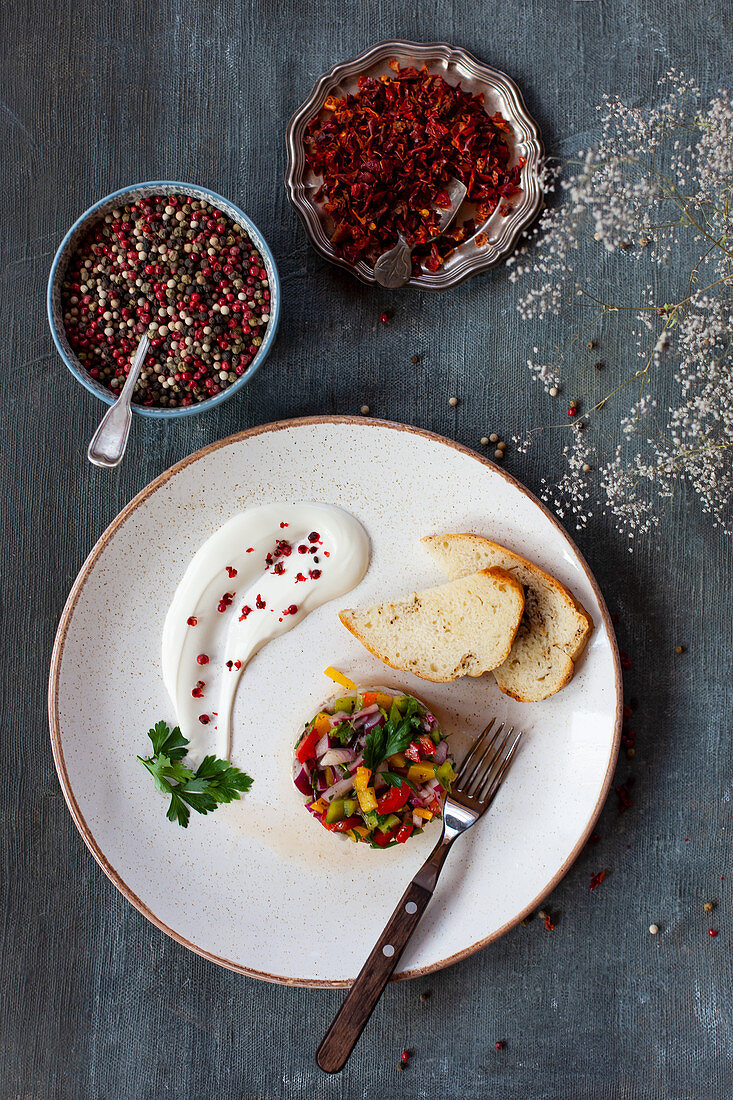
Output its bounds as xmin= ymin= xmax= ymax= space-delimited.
xmin=381 ymin=771 xmax=417 ymax=791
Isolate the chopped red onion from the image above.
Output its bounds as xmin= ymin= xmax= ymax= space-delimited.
xmin=320 ymin=747 xmax=354 ymax=767
xmin=352 ymin=703 xmax=380 ymax=727
xmin=315 ymin=732 xmax=331 ymax=758
xmin=362 ymin=711 xmax=384 ymax=731
xmin=433 ymin=740 xmax=448 ymax=764
xmin=293 ymin=766 xmax=312 ymax=796
xmin=322 ymin=774 xmax=358 ymax=802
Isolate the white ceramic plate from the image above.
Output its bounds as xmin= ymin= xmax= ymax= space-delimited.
xmin=49 ymin=417 xmax=621 ymax=986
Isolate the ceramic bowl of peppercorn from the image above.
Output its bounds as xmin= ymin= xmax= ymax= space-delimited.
xmin=285 ymin=40 xmax=544 ymax=290
xmin=47 ymin=182 xmax=280 ymax=416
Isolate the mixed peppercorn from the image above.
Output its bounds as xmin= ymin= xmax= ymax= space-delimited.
xmin=304 ymin=63 xmax=522 ymax=273
xmin=60 ymin=194 xmax=271 ymax=408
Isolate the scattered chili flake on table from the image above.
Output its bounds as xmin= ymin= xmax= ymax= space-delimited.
xmin=495 ymin=1040 xmax=505 ymax=1051
xmin=303 ymin=64 xmax=522 ymax=272
xmin=589 ymin=870 xmax=607 ymax=890
xmin=615 ymin=778 xmax=635 ymax=814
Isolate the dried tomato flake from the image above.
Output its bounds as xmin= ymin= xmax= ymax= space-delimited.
xmin=303 ymin=65 xmax=520 ymax=272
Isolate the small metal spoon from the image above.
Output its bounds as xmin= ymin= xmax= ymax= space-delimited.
xmin=373 ymin=177 xmax=468 ymax=288
xmin=87 ymin=332 xmax=151 ymax=468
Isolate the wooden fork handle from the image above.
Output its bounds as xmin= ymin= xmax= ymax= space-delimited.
xmin=316 ymin=879 xmax=431 ymax=1073
xmin=316 ymin=837 xmax=452 ymax=1074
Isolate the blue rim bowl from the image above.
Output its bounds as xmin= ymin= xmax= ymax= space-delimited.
xmin=47 ymin=181 xmax=281 ymax=419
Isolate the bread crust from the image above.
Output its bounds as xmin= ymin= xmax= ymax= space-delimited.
xmin=422 ymin=534 xmax=593 ymax=701
xmin=339 ymin=566 xmax=525 ymax=683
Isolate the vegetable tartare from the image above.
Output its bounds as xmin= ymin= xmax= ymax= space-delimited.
xmin=293 ymin=689 xmax=454 ymax=847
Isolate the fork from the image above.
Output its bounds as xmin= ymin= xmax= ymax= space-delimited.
xmin=316 ymin=719 xmax=524 ymax=1073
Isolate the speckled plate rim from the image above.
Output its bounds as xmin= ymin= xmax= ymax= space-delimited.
xmin=48 ymin=416 xmax=622 ymax=986
xmin=46 ymin=180 xmax=281 ymax=419
xmin=284 ymin=40 xmax=545 ymax=290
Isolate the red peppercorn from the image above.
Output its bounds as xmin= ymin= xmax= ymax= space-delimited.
xmin=400 ymin=1050 xmax=410 ymax=1064
xmin=187 ymin=616 xmax=198 ymax=626
xmin=495 ymin=1040 xmax=505 ymax=1051
xmin=196 ymin=653 xmax=209 ymax=665
xmin=709 ymin=929 xmax=719 ymax=937
xmin=380 ymin=312 xmax=390 ymax=324
xmin=198 ymin=714 xmax=210 ymax=725
xmin=568 ymin=406 xmax=578 ymax=417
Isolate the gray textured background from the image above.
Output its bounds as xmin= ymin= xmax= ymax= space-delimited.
xmin=1 ymin=1 xmax=731 ymax=1098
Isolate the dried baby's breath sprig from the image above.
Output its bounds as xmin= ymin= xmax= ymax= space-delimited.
xmin=510 ymin=72 xmax=733 ymax=540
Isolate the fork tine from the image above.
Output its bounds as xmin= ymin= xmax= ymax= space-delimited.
xmin=477 ymin=729 xmax=524 ymax=805
xmin=455 ymin=719 xmax=500 ymax=788
xmin=463 ymin=725 xmax=513 ymax=798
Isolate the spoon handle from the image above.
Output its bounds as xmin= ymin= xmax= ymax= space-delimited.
xmin=87 ymin=333 xmax=150 ymax=468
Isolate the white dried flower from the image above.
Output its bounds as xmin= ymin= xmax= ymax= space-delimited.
xmin=512 ymin=73 xmax=733 ymax=538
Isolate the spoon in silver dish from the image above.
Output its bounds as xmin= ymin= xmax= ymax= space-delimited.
xmin=87 ymin=332 xmax=151 ymax=468
xmin=373 ymin=176 xmax=468 ymax=288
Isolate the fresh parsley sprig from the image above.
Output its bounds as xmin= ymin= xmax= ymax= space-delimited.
xmin=362 ymin=700 xmax=421 ymax=772
xmin=138 ymin=720 xmax=253 ymax=828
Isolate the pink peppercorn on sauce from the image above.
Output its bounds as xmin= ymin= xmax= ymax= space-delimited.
xmin=293 ymin=689 xmax=455 ymax=848
xmin=60 ymin=194 xmax=271 ymax=408
xmin=161 ymin=504 xmax=370 ymax=761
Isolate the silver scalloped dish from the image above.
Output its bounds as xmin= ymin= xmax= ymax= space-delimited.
xmin=285 ymin=40 xmax=545 ymax=290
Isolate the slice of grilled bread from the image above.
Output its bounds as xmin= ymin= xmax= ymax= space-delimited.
xmin=339 ymin=567 xmax=524 ymax=683
xmin=422 ymin=534 xmax=592 ymax=701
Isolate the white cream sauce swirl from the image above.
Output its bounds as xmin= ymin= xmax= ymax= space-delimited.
xmin=162 ymin=503 xmax=369 ymax=759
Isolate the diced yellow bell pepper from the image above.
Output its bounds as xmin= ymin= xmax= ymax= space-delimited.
xmin=388 ymin=752 xmax=406 ymax=768
xmin=313 ymin=712 xmax=332 ymax=737
xmin=357 ymin=785 xmax=377 ymax=813
xmin=407 ymin=763 xmax=437 ymax=783
xmin=375 ymin=692 xmax=393 ymax=709
xmin=353 ymin=766 xmax=371 ymax=791
xmin=351 ymin=825 xmax=370 ymax=839
xmin=412 ymin=807 xmax=434 ymax=821
xmin=310 ymin=797 xmax=328 ymax=814
xmin=323 ymin=667 xmax=357 ymax=691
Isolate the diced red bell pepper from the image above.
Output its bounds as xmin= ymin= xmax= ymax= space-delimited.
xmin=417 ymin=734 xmax=436 ymax=756
xmin=404 ymin=741 xmax=421 ymax=763
xmin=296 ymin=728 xmax=321 ymax=764
xmin=376 ymin=785 xmax=410 ymax=815
xmin=361 ymin=691 xmax=377 ymax=706
xmin=372 ymin=827 xmax=397 ymax=848
xmin=323 ymin=814 xmax=363 ymax=832
xmin=428 ymin=797 xmax=442 ymax=815
xmin=395 ymin=821 xmax=413 ymax=844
